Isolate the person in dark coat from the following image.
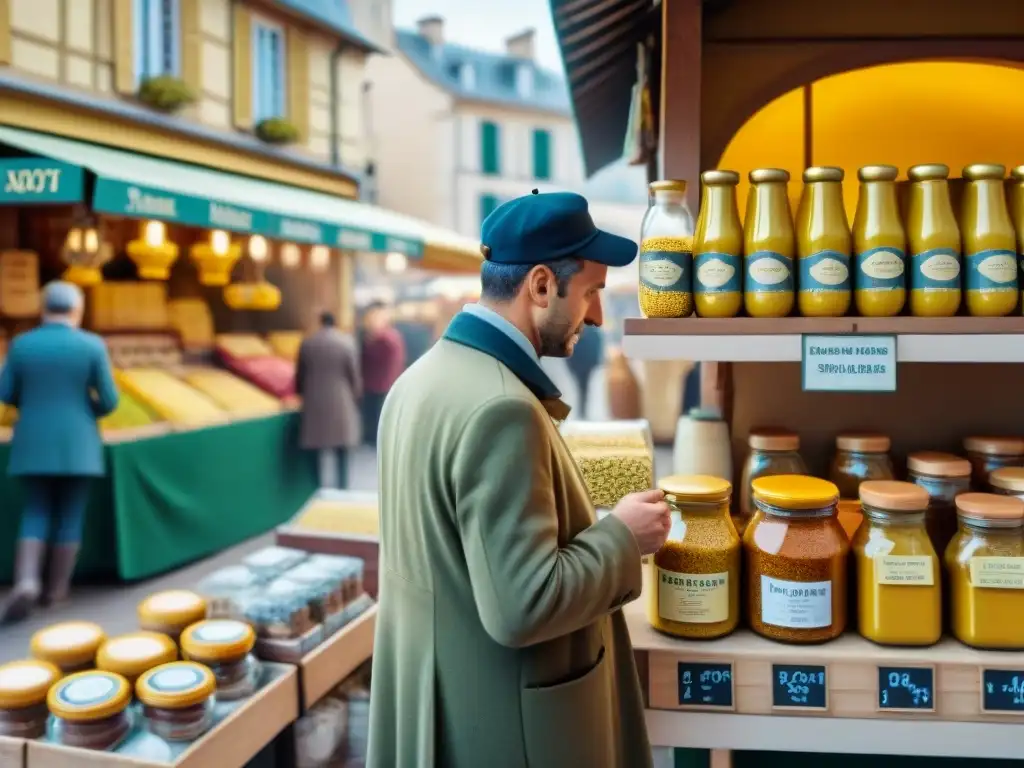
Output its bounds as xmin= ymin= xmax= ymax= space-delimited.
xmin=296 ymin=311 xmax=362 ymax=489
xmin=0 ymin=281 xmax=119 ymax=624
xmin=360 ymin=301 xmax=405 ymax=445
xmin=565 ymin=323 xmax=605 ymax=419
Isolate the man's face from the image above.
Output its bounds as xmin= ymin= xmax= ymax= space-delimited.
xmin=534 ymin=260 xmax=606 ymax=358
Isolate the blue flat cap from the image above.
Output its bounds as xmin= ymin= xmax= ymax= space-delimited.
xmin=481 ymin=190 xmax=637 ymax=268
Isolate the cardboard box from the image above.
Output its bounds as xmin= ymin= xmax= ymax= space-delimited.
xmin=0 ymin=736 xmax=25 ymax=768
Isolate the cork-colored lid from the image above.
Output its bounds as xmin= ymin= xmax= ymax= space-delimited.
xmin=989 ymin=467 xmax=1024 ymax=493
xmin=836 ymin=432 xmax=890 ymax=453
xmin=659 ymin=474 xmax=731 ymax=503
xmin=907 ymin=451 xmax=971 ymax=478
xmin=963 ymin=436 xmax=1024 ymax=456
xmin=955 ymin=492 xmax=1024 ymax=522
xmin=748 ymin=428 xmax=800 ymax=452
xmin=859 ymin=480 xmax=929 ymax=512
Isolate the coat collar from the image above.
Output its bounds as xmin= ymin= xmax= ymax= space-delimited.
xmin=443 ymin=311 xmax=571 ymax=421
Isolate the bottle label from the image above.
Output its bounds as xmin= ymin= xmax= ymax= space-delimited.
xmin=657 ymin=568 xmax=729 ymax=623
xmin=966 ymin=249 xmax=1018 ymax=292
xmin=799 ymin=250 xmax=851 ymax=292
xmin=856 ymin=247 xmax=905 ymax=291
xmin=760 ymin=575 xmax=832 ymax=629
xmin=911 ymin=248 xmax=961 ymax=290
xmin=640 ymin=249 xmax=691 ymax=293
xmin=746 ymin=251 xmax=793 ymax=294
xmin=874 ymin=555 xmax=934 ymax=586
xmin=694 ymin=252 xmax=741 ymax=294
xmin=969 ymin=556 xmax=1024 ymax=589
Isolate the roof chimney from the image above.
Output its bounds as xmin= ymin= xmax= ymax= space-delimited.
xmin=505 ymin=28 xmax=535 ymax=61
xmin=417 ymin=15 xmax=444 ymax=46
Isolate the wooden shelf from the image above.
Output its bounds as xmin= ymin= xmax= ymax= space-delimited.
xmin=0 ymin=736 xmax=23 ymax=768
xmin=298 ymin=604 xmax=377 ymax=710
xmin=623 ymin=316 xmax=1024 ymax=362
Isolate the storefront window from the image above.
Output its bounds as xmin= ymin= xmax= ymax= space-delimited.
xmin=134 ymin=0 xmax=180 ymax=82
xmin=252 ymin=21 xmax=287 ymax=122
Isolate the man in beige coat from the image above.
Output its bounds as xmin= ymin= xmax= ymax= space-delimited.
xmin=368 ymin=191 xmax=671 ymax=768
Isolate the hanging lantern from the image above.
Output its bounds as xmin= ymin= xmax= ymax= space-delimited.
xmin=62 ymin=224 xmax=112 ymax=286
xmin=126 ymin=220 xmax=179 ymax=280
xmin=280 ymin=243 xmax=301 ymax=269
xmin=248 ymin=235 xmax=270 ymax=263
xmin=310 ymin=245 xmax=331 ymax=272
xmin=190 ymin=229 xmax=241 ymax=286
xmin=223 ymin=280 xmax=281 ymax=311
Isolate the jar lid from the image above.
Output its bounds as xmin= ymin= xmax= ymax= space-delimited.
xmin=751 ymin=475 xmax=839 ymax=510
xmin=749 ymin=168 xmax=789 ymax=184
xmin=47 ymin=671 xmax=131 ymax=722
xmin=748 ymin=428 xmax=799 ymax=451
xmin=955 ymin=492 xmax=1024 ymax=523
xmin=836 ymin=432 xmax=890 ymax=453
xmin=180 ymin=619 xmax=255 ymax=663
xmin=989 ymin=467 xmax=1024 ymax=492
xmin=1012 ymin=165 xmax=1024 ymax=181
xmin=138 ymin=590 xmax=208 ymax=628
xmin=198 ymin=565 xmax=259 ymax=593
xmin=649 ymin=179 xmax=687 ymax=194
xmin=687 ymin=407 xmax=723 ymax=422
xmin=963 ymin=163 xmax=1006 ymax=181
xmin=803 ymin=166 xmax=844 ymax=183
xmin=964 ymin=436 xmax=1024 ymax=456
xmin=242 ymin=546 xmax=307 ymax=571
xmin=908 ymin=163 xmax=950 ymax=181
xmin=858 ymin=165 xmax=899 ymax=182
xmin=906 ymin=451 xmax=971 ymax=478
xmin=659 ymin=474 xmax=731 ymax=503
xmin=701 ymin=170 xmax=739 ymax=185
xmin=859 ymin=480 xmax=929 ymax=512
xmin=0 ymin=659 xmax=62 ymax=709
xmin=30 ymin=622 xmax=106 ymax=668
xmin=96 ymin=632 xmax=178 ymax=680
xmin=136 ymin=662 xmax=216 ymax=709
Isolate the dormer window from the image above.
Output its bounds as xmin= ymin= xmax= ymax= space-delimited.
xmin=515 ymin=63 xmax=533 ymax=98
xmin=460 ymin=62 xmax=476 ymax=91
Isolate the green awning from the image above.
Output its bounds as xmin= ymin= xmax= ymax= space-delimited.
xmin=0 ymin=126 xmax=476 ymax=263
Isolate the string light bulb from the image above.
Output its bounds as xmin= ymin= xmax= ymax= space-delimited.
xmin=280 ymin=243 xmax=301 ymax=268
xmin=210 ymin=230 xmax=230 ymax=257
xmin=65 ymin=228 xmax=82 ymax=252
xmin=144 ymin=220 xmax=166 ymax=248
xmin=248 ymin=235 xmax=269 ymax=263
xmin=385 ymin=251 xmax=408 ymax=273
xmin=310 ymin=245 xmax=331 ymax=272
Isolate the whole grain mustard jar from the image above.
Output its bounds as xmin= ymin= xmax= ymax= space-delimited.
xmin=180 ymin=619 xmax=259 ymax=701
xmin=0 ymin=659 xmax=62 ymax=738
xmin=947 ymin=493 xmax=1024 ymax=649
xmin=47 ymin=670 xmax=133 ymax=751
xmin=138 ymin=590 xmax=208 ymax=642
xmin=30 ymin=621 xmax=106 ymax=675
xmin=647 ymin=475 xmax=740 ymax=640
xmin=853 ymin=481 xmax=941 ymax=647
xmin=744 ymin=475 xmax=849 ymax=644
xmin=907 ymin=451 xmax=972 ymax=561
xmin=96 ymin=632 xmax=178 ymax=689
xmin=136 ymin=661 xmax=216 ymax=742
xmin=738 ymin=428 xmax=808 ymax=536
xmin=639 ymin=180 xmax=695 ymax=318
xmin=989 ymin=467 xmax=1024 ymax=500
xmin=964 ymin=436 xmax=1024 ymax=489
xmin=829 ymin=432 xmax=895 ymax=539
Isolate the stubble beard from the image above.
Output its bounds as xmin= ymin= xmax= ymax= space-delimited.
xmin=538 ymin=305 xmax=582 ymax=359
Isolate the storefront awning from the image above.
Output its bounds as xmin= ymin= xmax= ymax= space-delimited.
xmin=0 ymin=126 xmax=482 ymax=272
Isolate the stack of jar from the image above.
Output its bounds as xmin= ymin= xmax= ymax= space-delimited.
xmin=638 ymin=164 xmax=1024 ymax=319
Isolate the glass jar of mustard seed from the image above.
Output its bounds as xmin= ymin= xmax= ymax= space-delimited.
xmin=964 ymin=436 xmax=1024 ymax=489
xmin=138 ymin=590 xmax=208 ymax=643
xmin=739 ymin=428 xmax=808 ymax=536
xmin=830 ymin=432 xmax=895 ymax=539
xmin=853 ymin=481 xmax=941 ymax=647
xmin=179 ymin=619 xmax=260 ymax=702
xmin=30 ymin=621 xmax=106 ymax=675
xmin=136 ymin=662 xmax=216 ymax=742
xmin=47 ymin=670 xmax=133 ymax=751
xmin=907 ymin=451 xmax=972 ymax=559
xmin=0 ymin=659 xmax=62 ymax=738
xmin=647 ymin=474 xmax=740 ymax=640
xmin=96 ymin=632 xmax=178 ymax=690
xmin=744 ymin=475 xmax=849 ymax=644
xmin=988 ymin=466 xmax=1024 ymax=501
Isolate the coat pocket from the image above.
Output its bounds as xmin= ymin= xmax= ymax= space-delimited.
xmin=520 ymin=648 xmax=615 ymax=768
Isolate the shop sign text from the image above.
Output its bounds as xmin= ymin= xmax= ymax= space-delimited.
xmin=0 ymin=158 xmax=84 ymax=204
xmin=801 ymin=334 xmax=897 ymax=393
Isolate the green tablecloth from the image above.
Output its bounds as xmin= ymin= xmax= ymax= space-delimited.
xmin=0 ymin=413 xmax=317 ymax=582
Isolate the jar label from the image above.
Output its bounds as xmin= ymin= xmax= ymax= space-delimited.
xmin=911 ymin=248 xmax=961 ymax=290
xmin=193 ymin=620 xmax=246 ymax=643
xmin=149 ymin=666 xmax=204 ymax=692
xmin=657 ymin=568 xmax=729 ymax=624
xmin=856 ymin=247 xmax=905 ymax=291
xmin=874 ymin=555 xmax=934 ymax=586
xmin=694 ymin=252 xmax=741 ymax=294
xmin=760 ymin=575 xmax=831 ymax=629
xmin=59 ymin=674 xmax=117 ymax=706
xmin=799 ymin=250 xmax=851 ymax=292
xmin=966 ymin=249 xmax=1018 ymax=292
xmin=746 ymin=251 xmax=793 ymax=293
xmin=640 ymin=250 xmax=691 ymax=292
xmin=969 ymin=557 xmax=1024 ymax=589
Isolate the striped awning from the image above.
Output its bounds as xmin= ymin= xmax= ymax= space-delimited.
xmin=550 ymin=0 xmax=659 ymax=177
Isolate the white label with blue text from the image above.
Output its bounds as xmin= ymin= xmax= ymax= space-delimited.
xmin=802 ymin=335 xmax=896 ymax=392
xmin=761 ymin=576 xmax=832 ymax=629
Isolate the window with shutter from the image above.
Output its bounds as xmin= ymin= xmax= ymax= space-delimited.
xmin=532 ymin=129 xmax=552 ymax=181
xmin=252 ymin=21 xmax=287 ymax=122
xmin=134 ymin=0 xmax=180 ymax=83
xmin=480 ymin=121 xmax=500 ymax=175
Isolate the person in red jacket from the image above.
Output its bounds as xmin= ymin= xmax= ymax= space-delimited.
xmin=360 ymin=301 xmax=405 ymax=445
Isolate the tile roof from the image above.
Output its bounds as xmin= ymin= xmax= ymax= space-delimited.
xmin=275 ymin=0 xmax=382 ymax=52
xmin=395 ymin=29 xmax=572 ymax=115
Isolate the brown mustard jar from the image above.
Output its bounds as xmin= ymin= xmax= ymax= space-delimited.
xmin=738 ymin=428 xmax=807 ymax=537
xmin=830 ymin=433 xmax=895 ymax=539
xmin=964 ymin=436 xmax=1024 ymax=489
xmin=906 ymin=451 xmax=972 ymax=558
xmin=988 ymin=467 xmax=1024 ymax=501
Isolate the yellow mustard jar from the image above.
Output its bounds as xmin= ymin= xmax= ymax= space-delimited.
xmin=0 ymin=659 xmax=62 ymax=739
xmin=694 ymin=170 xmax=743 ymax=318
xmin=30 ymin=621 xmax=106 ymax=675
xmin=853 ymin=481 xmax=941 ymax=647
xmin=853 ymin=165 xmax=906 ymax=318
xmin=47 ymin=670 xmax=133 ymax=750
xmin=138 ymin=590 xmax=208 ymax=642
xmin=906 ymin=163 xmax=962 ymax=317
xmin=947 ymin=492 xmax=1024 ymax=649
xmin=961 ymin=164 xmax=1018 ymax=317
xmin=1009 ymin=165 xmax=1024 ymax=313
xmin=796 ymin=166 xmax=852 ymax=317
xmin=96 ymin=632 xmax=178 ymax=688
xmin=743 ymin=168 xmax=795 ymax=318
xmin=180 ymin=619 xmax=259 ymax=701
xmin=137 ymin=661 xmax=217 ymax=742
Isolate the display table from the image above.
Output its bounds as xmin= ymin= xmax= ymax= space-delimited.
xmin=0 ymin=736 xmax=23 ymax=768
xmin=0 ymin=412 xmax=317 ymax=582
xmin=297 ymin=604 xmax=377 ymax=711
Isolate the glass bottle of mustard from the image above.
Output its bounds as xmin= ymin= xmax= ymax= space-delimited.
xmin=694 ymin=170 xmax=743 ymax=318
xmin=796 ymin=167 xmax=852 ymax=317
xmin=853 ymin=165 xmax=906 ymax=318
xmin=1009 ymin=165 xmax=1024 ymax=313
xmin=743 ymin=168 xmax=795 ymax=318
xmin=639 ymin=180 xmax=695 ymax=318
xmin=961 ymin=164 xmax=1018 ymax=316
xmin=907 ymin=164 xmax=962 ymax=317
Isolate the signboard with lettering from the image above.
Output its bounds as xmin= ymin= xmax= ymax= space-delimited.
xmin=877 ymin=666 xmax=935 ymax=712
xmin=982 ymin=669 xmax=1024 ymax=713
xmin=801 ymin=334 xmax=897 ymax=393
xmin=0 ymin=158 xmax=84 ymax=204
xmin=676 ymin=662 xmax=734 ymax=709
xmin=772 ymin=664 xmax=828 ymax=710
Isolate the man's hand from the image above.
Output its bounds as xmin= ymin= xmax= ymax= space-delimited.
xmin=610 ymin=489 xmax=671 ymax=555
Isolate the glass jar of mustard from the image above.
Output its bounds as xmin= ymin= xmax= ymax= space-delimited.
xmin=30 ymin=621 xmax=106 ymax=675
xmin=829 ymin=432 xmax=895 ymax=539
xmin=744 ymin=475 xmax=849 ymax=643
xmin=96 ymin=632 xmax=178 ymax=689
xmin=0 ymin=659 xmax=61 ymax=738
xmin=989 ymin=467 xmax=1024 ymax=500
xmin=907 ymin=451 xmax=972 ymax=559
xmin=647 ymin=475 xmax=740 ymax=640
xmin=947 ymin=493 xmax=1024 ymax=649
xmin=47 ymin=670 xmax=133 ymax=751
xmin=179 ymin=619 xmax=259 ymax=702
xmin=796 ymin=166 xmax=853 ymax=318
xmin=853 ymin=481 xmax=941 ymax=647
xmin=738 ymin=428 xmax=808 ymax=536
xmin=138 ymin=590 xmax=208 ymax=642
xmin=136 ymin=662 xmax=216 ymax=742
xmin=964 ymin=436 xmax=1024 ymax=489
xmin=639 ymin=179 xmax=695 ymax=318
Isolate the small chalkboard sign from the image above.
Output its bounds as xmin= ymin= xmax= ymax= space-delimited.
xmin=677 ymin=662 xmax=734 ymax=709
xmin=982 ymin=669 xmax=1024 ymax=713
xmin=878 ymin=666 xmax=935 ymax=711
xmin=772 ymin=664 xmax=828 ymax=709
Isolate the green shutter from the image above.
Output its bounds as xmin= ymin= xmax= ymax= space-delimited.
xmin=480 ymin=194 xmax=500 ymax=225
xmin=532 ymin=129 xmax=551 ymax=180
xmin=480 ymin=121 xmax=500 ymax=175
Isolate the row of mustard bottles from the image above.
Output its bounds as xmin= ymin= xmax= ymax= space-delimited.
xmin=638 ymin=164 xmax=1024 ymax=320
